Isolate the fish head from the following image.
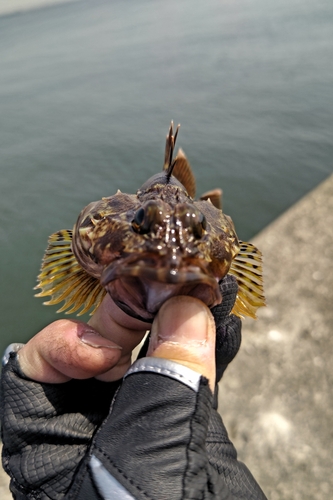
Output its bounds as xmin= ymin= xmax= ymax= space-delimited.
xmin=72 ymin=171 xmax=239 ymax=322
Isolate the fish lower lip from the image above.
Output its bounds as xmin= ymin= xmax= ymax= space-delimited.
xmin=107 ymin=275 xmax=221 ymax=321
xmin=113 ymin=299 xmax=154 ymax=323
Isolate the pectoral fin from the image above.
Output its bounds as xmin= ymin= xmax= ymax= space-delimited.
xmin=229 ymin=241 xmax=266 ymax=319
xmin=35 ymin=229 xmax=106 ymax=316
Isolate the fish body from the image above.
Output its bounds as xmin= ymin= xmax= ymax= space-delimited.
xmin=36 ymin=124 xmax=265 ymax=322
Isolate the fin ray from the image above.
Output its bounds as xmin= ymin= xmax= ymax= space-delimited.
xmin=164 ymin=147 xmax=196 ymax=198
xmin=35 ymin=230 xmax=106 ymax=316
xmin=229 ymin=240 xmax=265 ymax=319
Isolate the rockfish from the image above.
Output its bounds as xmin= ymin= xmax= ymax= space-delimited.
xmin=35 ymin=123 xmax=265 ymax=323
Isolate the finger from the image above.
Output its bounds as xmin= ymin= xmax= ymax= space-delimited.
xmin=88 ymin=294 xmax=149 ymax=354
xmin=88 ymin=294 xmax=149 ymax=381
xmin=210 ymin=274 xmax=238 ymax=326
xmin=147 ymin=296 xmax=216 ymax=392
xmin=18 ymin=319 xmax=123 ymax=384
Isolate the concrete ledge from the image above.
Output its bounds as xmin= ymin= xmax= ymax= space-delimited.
xmin=0 ymin=470 xmax=9 ymax=500
xmin=219 ymin=174 xmax=333 ymax=500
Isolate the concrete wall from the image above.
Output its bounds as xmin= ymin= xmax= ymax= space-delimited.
xmin=220 ymin=174 xmax=333 ymax=499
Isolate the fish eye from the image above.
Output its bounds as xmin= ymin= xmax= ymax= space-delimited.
xmin=191 ymin=212 xmax=206 ymax=239
xmin=177 ymin=206 xmax=207 ymax=238
xmin=133 ymin=208 xmax=145 ymax=226
xmin=132 ymin=207 xmax=148 ymax=233
xmin=132 ymin=202 xmax=166 ymax=234
xmin=200 ymin=213 xmax=207 ymax=230
xmin=192 ymin=223 xmax=203 ymax=239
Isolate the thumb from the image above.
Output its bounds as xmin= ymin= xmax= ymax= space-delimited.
xmin=147 ymin=296 xmax=216 ymax=392
xmin=18 ymin=319 xmax=123 ymax=383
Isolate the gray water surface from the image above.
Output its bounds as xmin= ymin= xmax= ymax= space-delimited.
xmin=0 ymin=0 xmax=332 ymax=350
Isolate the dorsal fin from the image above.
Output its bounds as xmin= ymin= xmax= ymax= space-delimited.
xmin=170 ymin=148 xmax=196 ymax=198
xmin=163 ymin=122 xmax=196 ymax=198
xmin=199 ymin=188 xmax=223 ymax=210
xmin=164 ymin=121 xmax=180 ymax=174
xmin=229 ymin=240 xmax=266 ymax=319
xmin=35 ymin=229 xmax=106 ymax=316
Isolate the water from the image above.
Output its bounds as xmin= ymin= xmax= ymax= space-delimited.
xmin=0 ymin=0 xmax=332 ymax=352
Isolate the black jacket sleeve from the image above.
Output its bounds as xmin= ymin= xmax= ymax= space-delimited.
xmin=1 ymin=355 xmax=267 ymax=500
xmin=66 ymin=358 xmax=267 ymax=500
xmin=0 ymin=352 xmax=121 ymax=500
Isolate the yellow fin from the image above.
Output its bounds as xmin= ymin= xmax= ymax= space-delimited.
xmin=229 ymin=241 xmax=266 ymax=319
xmin=35 ymin=229 xmax=106 ymax=316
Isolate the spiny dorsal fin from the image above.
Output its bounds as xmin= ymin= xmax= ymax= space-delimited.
xmin=35 ymin=229 xmax=106 ymax=316
xmin=229 ymin=240 xmax=266 ymax=319
xmin=164 ymin=121 xmax=180 ymax=174
xmin=163 ymin=122 xmax=196 ymax=198
xmin=199 ymin=188 xmax=223 ymax=210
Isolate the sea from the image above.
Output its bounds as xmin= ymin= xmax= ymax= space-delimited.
xmin=0 ymin=0 xmax=332 ymax=351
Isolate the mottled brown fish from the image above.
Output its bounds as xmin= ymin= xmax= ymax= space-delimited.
xmin=35 ymin=123 xmax=265 ymax=322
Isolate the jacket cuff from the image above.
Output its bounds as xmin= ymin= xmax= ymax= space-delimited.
xmin=125 ymin=357 xmax=202 ymax=392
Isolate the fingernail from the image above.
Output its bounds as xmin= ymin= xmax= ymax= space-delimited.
xmin=80 ymin=330 xmax=122 ymax=350
xmin=151 ymin=297 xmax=210 ymax=348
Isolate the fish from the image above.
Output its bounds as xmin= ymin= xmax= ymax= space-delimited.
xmin=35 ymin=123 xmax=265 ymax=323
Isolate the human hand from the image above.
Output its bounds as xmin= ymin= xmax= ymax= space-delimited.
xmin=136 ymin=274 xmax=242 ymax=389
xmin=1 ymin=276 xmax=267 ymax=500
xmin=17 ymin=293 xmax=150 ymax=384
xmin=17 ymin=292 xmax=217 ymax=391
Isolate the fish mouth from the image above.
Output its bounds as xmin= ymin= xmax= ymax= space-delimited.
xmin=101 ymin=256 xmax=221 ymax=322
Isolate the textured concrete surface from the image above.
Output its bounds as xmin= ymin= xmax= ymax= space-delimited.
xmin=1 ymin=174 xmax=332 ymax=498
xmin=219 ymin=174 xmax=333 ymax=500
xmin=0 ymin=471 xmax=10 ymax=500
